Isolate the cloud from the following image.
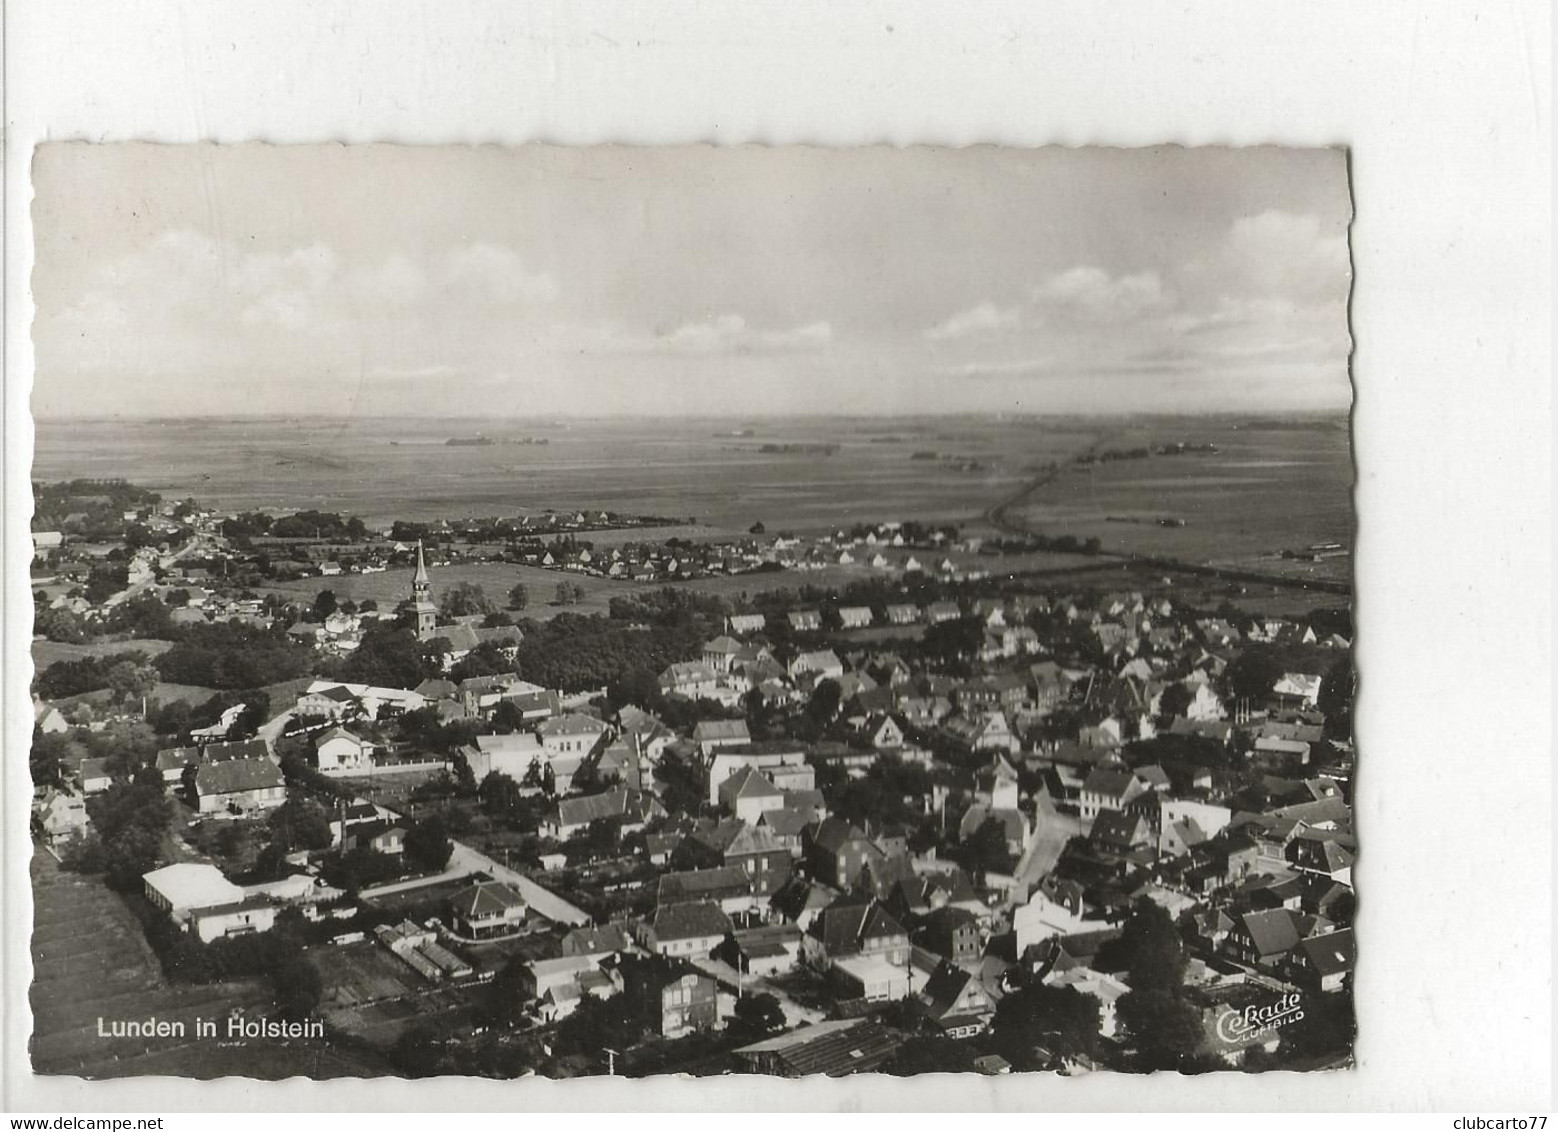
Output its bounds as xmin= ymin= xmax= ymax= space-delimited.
xmin=1031 ymin=266 xmax=1174 ymax=321
xmin=616 ymin=314 xmax=834 ymax=355
xmin=51 ymin=231 xmax=558 ymax=340
xmin=924 ymin=302 xmax=1023 ymax=342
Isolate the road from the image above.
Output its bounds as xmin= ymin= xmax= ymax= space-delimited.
xmin=358 ymin=863 xmax=474 ymax=900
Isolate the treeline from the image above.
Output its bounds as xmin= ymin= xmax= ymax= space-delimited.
xmin=512 ymin=612 xmax=708 ymax=693
xmin=153 ymin=622 xmax=315 ymax=689
xmin=32 ymin=479 xmax=163 ymax=534
xmin=223 ymin=510 xmax=368 ymax=542
xmin=33 ymin=650 xmax=161 ymax=701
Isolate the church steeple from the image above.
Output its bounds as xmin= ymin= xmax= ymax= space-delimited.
xmin=410 ymin=539 xmax=439 ymax=639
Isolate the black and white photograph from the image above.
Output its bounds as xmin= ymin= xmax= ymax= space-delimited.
xmin=23 ymin=142 xmax=1361 ymax=1082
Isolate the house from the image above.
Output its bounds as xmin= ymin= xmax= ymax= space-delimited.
xmin=155 ymin=737 xmax=271 ymax=787
xmin=1272 ymin=672 xmax=1324 ymax=710
xmin=537 ymin=713 xmax=609 ymax=760
xmin=692 ymin=718 xmax=751 ymax=756
xmin=837 ymin=606 xmax=874 ymax=629
xmin=657 ymin=866 xmax=755 ymax=913
xmin=702 ymin=635 xmax=745 ymax=673
xmin=448 ymin=880 xmax=527 ymax=939
xmin=312 ymin=727 xmax=375 ymax=775
xmin=925 ymin=601 xmax=962 ymax=625
xmin=77 ymin=758 xmax=115 ymax=796
xmin=789 ymin=649 xmax=844 ymax=680
xmin=788 ymin=609 xmax=823 ymax=632
xmin=341 ymin=819 xmax=406 ymax=856
xmin=940 ymin=711 xmax=1020 ymax=755
xmin=707 ymin=743 xmax=812 ymax=805
xmin=33 ymin=700 xmax=68 ymax=735
xmin=1088 ymin=808 xmax=1153 ymax=854
xmin=916 ymin=962 xmax=996 ymax=1038
xmin=546 ymin=787 xmax=664 ymax=840
xmin=1291 ymin=928 xmax=1355 ymax=992
xmin=657 ymin=970 xmax=721 ymax=1038
xmin=459 ymin=732 xmax=540 ymax=785
xmin=913 ymin=906 xmax=982 ymax=966
xmin=641 ymin=901 xmax=734 ymax=958
xmin=884 ymin=604 xmax=920 ymax=625
xmin=143 ymin=863 xmax=278 ymax=943
xmin=804 ymin=816 xmax=879 ymax=890
xmin=717 ymin=766 xmax=785 ymax=822
xmin=675 ymin=820 xmax=793 ymax=897
xmin=560 ymin=922 xmax=636 ymax=958
xmin=1079 ymin=767 xmax=1147 ymax=823
xmin=715 ymin=923 xmax=804 ymax=977
xmin=864 ymin=714 xmax=905 ymax=750
xmin=522 ymin=955 xmax=623 ymax=1022
xmin=1227 ymin=908 xmax=1304 ymax=970
xmin=805 ymin=898 xmax=912 ymax=1002
xmin=727 ymin=613 xmax=767 ymax=635
xmin=1013 ymin=880 xmax=1103 ymax=954
xmin=659 ymin=661 xmax=722 ymax=700
xmin=193 ymin=757 xmax=285 ymax=814
xmin=32 ymin=788 xmax=88 ymax=848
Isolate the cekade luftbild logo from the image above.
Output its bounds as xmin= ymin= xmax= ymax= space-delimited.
xmin=1215 ymin=992 xmax=1305 ymax=1046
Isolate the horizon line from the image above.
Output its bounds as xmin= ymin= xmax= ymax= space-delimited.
xmin=32 ymin=407 xmax=1352 ymax=424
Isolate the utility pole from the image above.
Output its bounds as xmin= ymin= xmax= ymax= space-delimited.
xmin=603 ymin=1047 xmax=619 ymax=1076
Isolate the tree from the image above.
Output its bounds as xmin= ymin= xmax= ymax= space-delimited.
xmin=966 ymin=816 xmax=1015 ymax=875
xmin=1317 ymin=653 xmax=1354 ymax=740
xmin=1157 ymin=682 xmax=1194 ymax=722
xmin=490 ymin=700 xmax=524 ymax=734
xmin=266 ymin=795 xmax=334 ymax=852
xmin=731 ymin=992 xmax=785 ymax=1037
xmin=451 ymin=749 xmax=478 ymax=793
xmin=479 ymin=771 xmax=523 ymax=817
xmin=992 ymin=981 xmax=1102 ymax=1067
xmin=507 ymin=582 xmax=531 ymax=612
xmin=312 ymin=589 xmax=339 ymax=621
xmin=1111 ymin=900 xmax=1188 ymax=992
xmin=1117 ymin=986 xmax=1208 ymax=1071
xmin=806 ymin=679 xmax=842 ymax=727
xmin=404 ymin=816 xmax=454 ymax=872
xmin=339 ymin=625 xmax=428 ymax=688
xmin=441 ymin=581 xmax=496 ymax=619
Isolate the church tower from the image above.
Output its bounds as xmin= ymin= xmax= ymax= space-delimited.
xmin=410 ymin=539 xmax=439 ymax=639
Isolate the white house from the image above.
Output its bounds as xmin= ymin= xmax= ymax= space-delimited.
xmin=313 ymin=727 xmax=376 ymax=775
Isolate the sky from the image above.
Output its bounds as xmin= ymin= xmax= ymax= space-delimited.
xmin=30 ymin=144 xmax=1353 ymax=419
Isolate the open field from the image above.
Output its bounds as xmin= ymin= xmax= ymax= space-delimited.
xmin=261 ymin=545 xmax=1112 ymax=625
xmin=32 ymin=415 xmax=1108 ymax=534
xmin=1004 ymin=419 xmax=1354 ymax=584
xmin=30 ymin=637 xmax=176 ymax=670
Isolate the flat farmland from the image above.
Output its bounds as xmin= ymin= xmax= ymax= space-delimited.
xmin=33 ymin=415 xmax=1104 ymax=533
xmin=1007 ymin=420 xmax=1354 ymax=584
